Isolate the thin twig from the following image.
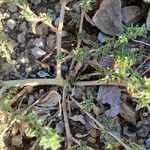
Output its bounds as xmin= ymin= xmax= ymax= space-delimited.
xmin=141 ymin=67 xmax=150 ymax=76
xmin=135 ymin=57 xmax=149 ymax=72
xmin=56 ymin=0 xmax=67 ymax=78
xmin=132 ymin=39 xmax=150 ymax=47
xmin=62 ymin=83 xmax=73 ymax=149
xmin=69 ymin=10 xmax=85 ymax=74
xmin=70 ymin=96 xmax=132 ymax=150
xmin=77 ymin=10 xmax=84 ymax=49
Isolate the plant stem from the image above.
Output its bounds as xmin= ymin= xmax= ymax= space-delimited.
xmin=56 ymin=0 xmax=67 ymax=78
xmin=62 ymin=83 xmax=73 ymax=149
xmin=74 ymin=80 xmax=121 ymax=86
xmin=3 ymin=78 xmax=65 ymax=87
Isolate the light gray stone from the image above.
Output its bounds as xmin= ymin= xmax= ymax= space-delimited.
xmin=17 ymin=33 xmax=26 ymax=43
xmin=20 ymin=22 xmax=27 ymax=35
xmin=72 ymin=3 xmax=80 ymax=12
xmin=8 ymin=4 xmax=18 ymax=13
xmin=33 ymin=38 xmax=45 ymax=48
xmin=97 ymin=32 xmax=108 ymax=43
xmin=54 ymin=17 xmax=60 ymax=27
xmin=31 ymin=47 xmax=46 ymax=59
xmin=7 ymin=19 xmax=16 ymax=30
xmin=146 ymin=138 xmax=150 ymax=149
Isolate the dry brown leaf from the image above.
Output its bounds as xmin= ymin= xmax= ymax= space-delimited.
xmin=37 ymin=90 xmax=61 ymax=107
xmin=120 ymin=102 xmax=136 ymax=124
xmin=70 ymin=115 xmax=85 ymax=125
xmin=97 ymin=86 xmax=121 ymax=117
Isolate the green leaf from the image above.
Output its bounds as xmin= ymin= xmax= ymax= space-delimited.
xmin=39 ymin=128 xmax=63 ymax=150
xmin=25 ymin=127 xmax=37 ymax=138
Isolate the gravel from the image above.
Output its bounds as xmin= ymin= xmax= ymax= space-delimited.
xmin=97 ymin=32 xmax=108 ymax=43
xmin=7 ymin=19 xmax=16 ymax=30
xmin=17 ymin=33 xmax=26 ymax=43
xmin=33 ymin=38 xmax=45 ymax=48
xmin=54 ymin=17 xmax=60 ymax=27
xmin=31 ymin=47 xmax=46 ymax=59
xmin=20 ymin=22 xmax=27 ymax=35
xmin=46 ymin=34 xmax=55 ymax=50
xmin=8 ymin=4 xmax=18 ymax=13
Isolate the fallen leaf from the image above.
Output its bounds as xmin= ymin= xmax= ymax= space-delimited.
xmin=70 ymin=115 xmax=85 ymax=125
xmin=37 ymin=90 xmax=61 ymax=107
xmin=92 ymin=0 xmax=122 ymax=36
xmin=120 ymin=101 xmax=136 ymax=124
xmin=97 ymin=86 xmax=121 ymax=117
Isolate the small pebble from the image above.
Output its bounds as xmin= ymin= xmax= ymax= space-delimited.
xmin=46 ymin=34 xmax=55 ymax=49
xmin=146 ymin=138 xmax=150 ymax=149
xmin=72 ymin=3 xmax=80 ymax=12
xmin=62 ymin=30 xmax=68 ymax=37
xmin=8 ymin=4 xmax=18 ymax=13
xmin=61 ymin=63 xmax=68 ymax=72
xmin=143 ymin=62 xmax=150 ymax=70
xmin=97 ymin=32 xmax=108 ymax=43
xmin=7 ymin=19 xmax=16 ymax=30
xmin=37 ymin=70 xmax=50 ymax=78
xmin=33 ymin=38 xmax=45 ymax=48
xmin=51 ymin=12 xmax=58 ymax=21
xmin=20 ymin=22 xmax=27 ymax=35
xmin=17 ymin=33 xmax=26 ymax=43
xmin=55 ymin=121 xmax=64 ymax=134
xmin=31 ymin=47 xmax=46 ymax=59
